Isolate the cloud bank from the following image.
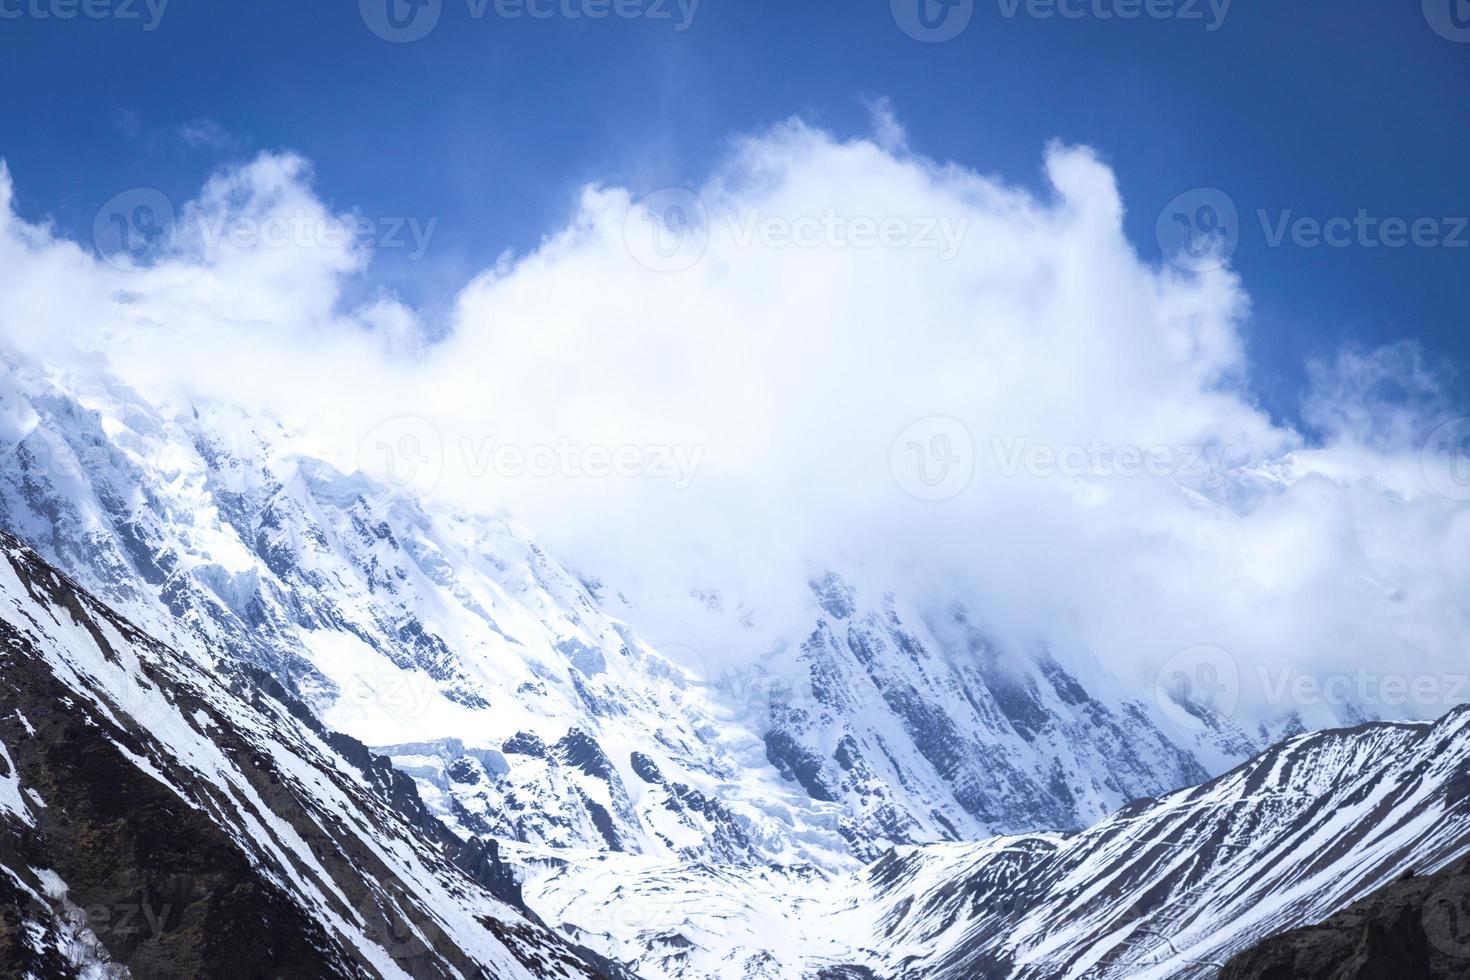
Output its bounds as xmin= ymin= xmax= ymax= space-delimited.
xmin=0 ymin=114 xmax=1466 ymax=727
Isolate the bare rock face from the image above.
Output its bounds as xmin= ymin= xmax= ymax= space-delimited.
xmin=1221 ymin=856 xmax=1470 ymax=980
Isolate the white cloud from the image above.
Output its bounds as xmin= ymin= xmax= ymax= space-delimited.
xmin=0 ymin=115 xmax=1466 ymax=727
xmin=175 ymin=118 xmax=242 ymax=152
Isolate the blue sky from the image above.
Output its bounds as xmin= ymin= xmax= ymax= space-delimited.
xmin=1 ymin=0 xmax=1466 ymax=425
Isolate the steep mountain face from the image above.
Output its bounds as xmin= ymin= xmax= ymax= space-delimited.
xmin=0 ymin=532 xmax=615 ymax=979
xmin=0 ymin=355 xmax=1243 ymax=867
xmin=1220 ymin=852 xmax=1470 ymax=979
xmin=0 ymin=358 xmax=836 ymax=870
xmin=525 ymin=705 xmax=1470 ymax=979
xmin=715 ymin=574 xmax=1229 ymax=858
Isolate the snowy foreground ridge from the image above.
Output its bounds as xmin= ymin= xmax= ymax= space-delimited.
xmin=0 ymin=354 xmax=1467 ymax=978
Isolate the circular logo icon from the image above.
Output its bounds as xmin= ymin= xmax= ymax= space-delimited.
xmin=1156 ymin=188 xmax=1239 ymax=272
xmin=890 ymin=416 xmax=974 ymax=502
xmin=1424 ymin=0 xmax=1470 ymax=42
xmin=624 ymin=188 xmax=709 ymax=273
xmin=94 ymin=188 xmax=175 ymax=271
xmin=1423 ymin=418 xmax=1470 ymax=501
xmin=1153 ymin=644 xmax=1240 ymax=732
xmin=360 ymin=0 xmax=442 ymax=43
xmin=1424 ymin=876 xmax=1470 ymax=958
xmin=358 ymin=416 xmax=444 ymax=497
xmin=891 ymin=0 xmax=974 ymax=42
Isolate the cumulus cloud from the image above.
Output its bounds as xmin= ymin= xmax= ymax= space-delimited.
xmin=0 ymin=112 xmax=1466 ymax=729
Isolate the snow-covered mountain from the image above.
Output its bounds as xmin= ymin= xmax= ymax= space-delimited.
xmin=3 ymin=351 xmax=1467 ymax=980
xmin=0 ymin=530 xmax=619 ymax=979
xmin=0 ymin=354 xmax=1248 ymax=867
xmin=526 ymin=704 xmax=1470 ymax=979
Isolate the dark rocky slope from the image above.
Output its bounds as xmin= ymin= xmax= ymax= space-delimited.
xmin=1221 ymin=854 xmax=1470 ymax=979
